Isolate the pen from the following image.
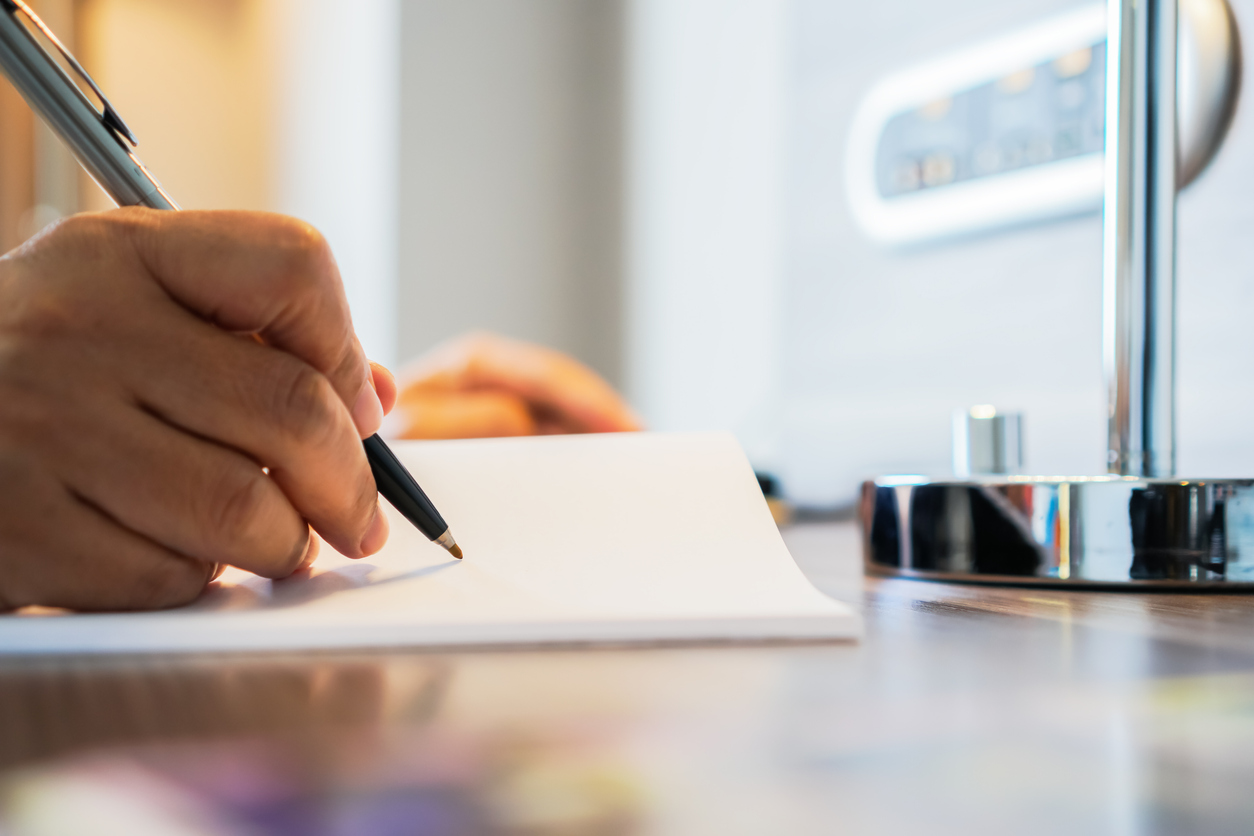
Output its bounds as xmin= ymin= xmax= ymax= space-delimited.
xmin=0 ymin=0 xmax=463 ymax=560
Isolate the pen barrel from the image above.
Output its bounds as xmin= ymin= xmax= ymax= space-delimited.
xmin=363 ymin=435 xmax=448 ymax=541
xmin=0 ymin=6 xmax=175 ymax=209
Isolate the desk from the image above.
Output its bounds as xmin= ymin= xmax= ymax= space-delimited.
xmin=2 ymin=522 xmax=1253 ymax=834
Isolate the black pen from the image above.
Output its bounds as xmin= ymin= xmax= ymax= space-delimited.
xmin=0 ymin=0 xmax=463 ymax=559
xmin=363 ymin=435 xmax=461 ymax=558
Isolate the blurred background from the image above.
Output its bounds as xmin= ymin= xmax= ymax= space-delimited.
xmin=1 ymin=0 xmax=1252 ymax=508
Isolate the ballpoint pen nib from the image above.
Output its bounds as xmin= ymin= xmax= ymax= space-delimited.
xmin=435 ymin=529 xmax=463 ymax=559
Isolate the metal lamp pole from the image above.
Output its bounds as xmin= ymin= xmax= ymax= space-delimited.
xmin=1104 ymin=0 xmax=1178 ymax=477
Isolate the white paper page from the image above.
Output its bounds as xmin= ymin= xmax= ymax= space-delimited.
xmin=0 ymin=433 xmax=858 ymax=654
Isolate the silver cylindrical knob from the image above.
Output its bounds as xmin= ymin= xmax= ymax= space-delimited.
xmin=953 ymin=406 xmax=1023 ymax=477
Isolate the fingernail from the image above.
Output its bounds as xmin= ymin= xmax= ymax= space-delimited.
xmin=370 ymin=361 xmax=398 ymax=417
xmin=352 ymin=381 xmax=385 ymax=438
xmin=359 ymin=501 xmax=390 ymax=556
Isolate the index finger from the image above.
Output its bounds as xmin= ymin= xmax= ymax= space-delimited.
xmin=113 ymin=208 xmax=373 ymax=423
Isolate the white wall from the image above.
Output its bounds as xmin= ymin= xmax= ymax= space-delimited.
xmin=626 ymin=0 xmax=788 ymax=469
xmin=1174 ymin=0 xmax=1254 ymax=481
xmin=779 ymin=0 xmax=1254 ymax=505
xmin=275 ymin=0 xmax=400 ymax=367
xmin=624 ymin=0 xmax=1254 ymax=506
xmin=280 ymin=0 xmax=1254 ymax=508
xmin=396 ymin=0 xmax=624 ymax=381
xmin=780 ymin=0 xmax=1114 ymax=505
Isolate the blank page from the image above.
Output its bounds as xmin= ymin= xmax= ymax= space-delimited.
xmin=0 ymin=433 xmax=859 ymax=654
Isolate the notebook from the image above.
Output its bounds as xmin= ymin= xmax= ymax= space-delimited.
xmin=0 ymin=432 xmax=859 ymax=654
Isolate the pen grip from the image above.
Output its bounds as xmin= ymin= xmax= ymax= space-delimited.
xmin=363 ymin=435 xmax=448 ymax=541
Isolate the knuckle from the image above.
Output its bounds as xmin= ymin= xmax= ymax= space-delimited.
xmin=204 ymin=464 xmax=306 ymax=577
xmin=269 ymin=360 xmax=344 ymax=447
xmin=328 ymin=337 xmax=366 ymax=400
xmin=130 ymin=558 xmax=209 ymax=610
xmin=349 ymin=472 xmax=379 ymax=530
xmin=206 ymin=465 xmax=272 ymax=548
xmin=274 ymin=220 xmax=335 ymax=289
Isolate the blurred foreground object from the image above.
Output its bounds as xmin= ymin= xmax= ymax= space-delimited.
xmin=952 ymin=405 xmax=1023 ymax=477
xmin=394 ymin=332 xmax=641 ymax=439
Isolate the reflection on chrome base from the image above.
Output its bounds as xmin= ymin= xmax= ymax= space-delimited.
xmin=860 ymin=476 xmax=1254 ymax=588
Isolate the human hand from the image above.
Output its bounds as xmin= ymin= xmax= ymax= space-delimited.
xmin=0 ymin=208 xmax=396 ymax=611
xmin=392 ymin=332 xmax=641 ymax=439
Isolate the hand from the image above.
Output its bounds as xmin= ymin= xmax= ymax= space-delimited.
xmin=392 ymin=332 xmax=641 ymax=439
xmin=0 ymin=208 xmax=396 ymax=611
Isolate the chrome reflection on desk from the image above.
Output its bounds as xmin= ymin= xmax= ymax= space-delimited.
xmin=860 ymin=476 xmax=1254 ymax=587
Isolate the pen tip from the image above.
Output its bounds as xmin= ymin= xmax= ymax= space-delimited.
xmin=434 ymin=529 xmax=462 ymax=559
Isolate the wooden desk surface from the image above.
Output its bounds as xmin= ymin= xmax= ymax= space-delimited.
xmin=3 ymin=522 xmax=1254 ymax=834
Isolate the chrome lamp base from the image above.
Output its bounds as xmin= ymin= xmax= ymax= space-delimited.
xmin=854 ymin=0 xmax=1250 ymax=590
xmin=860 ymin=476 xmax=1254 ymax=589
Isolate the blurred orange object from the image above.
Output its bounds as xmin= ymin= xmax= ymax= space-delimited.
xmin=393 ymin=332 xmax=642 ymax=439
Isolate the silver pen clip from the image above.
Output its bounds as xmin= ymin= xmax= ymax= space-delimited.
xmin=4 ymin=0 xmax=138 ymax=146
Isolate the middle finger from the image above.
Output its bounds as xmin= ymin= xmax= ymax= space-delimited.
xmin=117 ymin=306 xmax=383 ymax=560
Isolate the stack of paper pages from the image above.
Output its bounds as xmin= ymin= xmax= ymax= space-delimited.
xmin=0 ymin=432 xmax=859 ymax=654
